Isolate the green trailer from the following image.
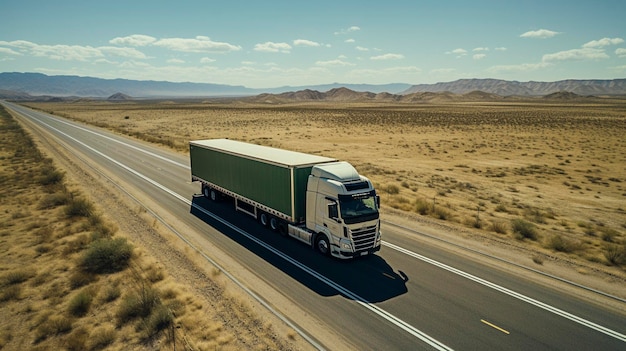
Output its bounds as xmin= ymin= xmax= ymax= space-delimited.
xmin=189 ymin=139 xmax=337 ymax=224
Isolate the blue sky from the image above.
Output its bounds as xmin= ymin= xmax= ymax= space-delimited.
xmin=1 ymin=1 xmax=625 ymax=88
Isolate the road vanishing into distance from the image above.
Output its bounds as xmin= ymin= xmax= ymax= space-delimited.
xmin=4 ymin=101 xmax=625 ymax=350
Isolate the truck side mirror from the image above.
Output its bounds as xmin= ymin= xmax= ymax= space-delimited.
xmin=328 ymin=202 xmax=339 ymax=221
xmin=376 ymin=195 xmax=381 ymax=208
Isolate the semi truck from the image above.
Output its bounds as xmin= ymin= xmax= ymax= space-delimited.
xmin=189 ymin=139 xmax=381 ymax=259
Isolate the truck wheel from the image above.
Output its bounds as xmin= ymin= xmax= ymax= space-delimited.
xmin=316 ymin=235 xmax=330 ymax=256
xmin=259 ymin=212 xmax=269 ymax=227
xmin=269 ymin=217 xmax=279 ymax=232
xmin=203 ymin=186 xmax=210 ymax=199
xmin=209 ymin=189 xmax=220 ymax=202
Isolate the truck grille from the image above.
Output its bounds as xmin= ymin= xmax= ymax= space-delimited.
xmin=351 ymin=225 xmax=378 ymax=251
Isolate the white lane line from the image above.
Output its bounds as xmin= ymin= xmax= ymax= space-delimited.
xmin=21 ymin=106 xmax=454 ymax=351
xmin=384 ymin=242 xmax=626 ymax=342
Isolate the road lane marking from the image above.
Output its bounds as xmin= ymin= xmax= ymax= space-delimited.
xmin=481 ymin=319 xmax=510 ymax=335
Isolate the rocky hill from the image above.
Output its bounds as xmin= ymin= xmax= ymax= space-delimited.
xmin=402 ymin=78 xmax=626 ymax=96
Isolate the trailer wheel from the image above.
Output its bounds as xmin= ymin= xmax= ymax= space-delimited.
xmin=315 ymin=234 xmax=330 ymax=256
xmin=259 ymin=212 xmax=270 ymax=227
xmin=269 ymin=217 xmax=279 ymax=232
xmin=203 ymin=185 xmax=210 ymax=199
xmin=209 ymin=189 xmax=220 ymax=202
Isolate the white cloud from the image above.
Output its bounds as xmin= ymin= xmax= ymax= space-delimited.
xmin=473 ymin=54 xmax=486 ymax=60
xmin=495 ymin=47 xmax=507 ymax=51
xmin=0 ymin=47 xmax=21 ymax=55
xmin=293 ymin=39 xmax=320 ymax=47
xmin=582 ymin=37 xmax=624 ymax=48
xmin=356 ymin=46 xmax=369 ymax=51
xmin=446 ymin=48 xmax=467 ymax=58
xmin=167 ymin=58 xmax=185 ymax=64
xmin=254 ymin=41 xmax=291 ymax=53
xmin=36 ymin=44 xmax=104 ymax=61
xmin=473 ymin=47 xmax=489 ymax=52
xmin=542 ymin=48 xmax=609 ymax=62
xmin=370 ymin=53 xmax=404 ymax=60
xmin=99 ymin=46 xmax=148 ymax=59
xmin=520 ymin=29 xmax=560 ymax=39
xmin=616 ymin=48 xmax=626 ymax=58
xmin=315 ymin=59 xmax=354 ymax=67
xmin=201 ymin=57 xmax=216 ymax=64
xmin=154 ymin=36 xmax=241 ymax=53
xmin=109 ymin=34 xmax=156 ymax=46
xmin=345 ymin=39 xmax=355 ymax=43
xmin=335 ymin=26 xmax=361 ymax=35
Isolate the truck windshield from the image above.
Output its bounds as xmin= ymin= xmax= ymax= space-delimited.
xmin=338 ymin=191 xmax=379 ymax=224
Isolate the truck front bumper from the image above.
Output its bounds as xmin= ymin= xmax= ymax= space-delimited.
xmin=338 ymin=244 xmax=381 ymax=259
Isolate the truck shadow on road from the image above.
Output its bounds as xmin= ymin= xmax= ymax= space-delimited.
xmin=190 ymin=195 xmax=408 ymax=303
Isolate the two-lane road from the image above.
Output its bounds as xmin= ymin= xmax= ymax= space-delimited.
xmin=5 ymin=101 xmax=624 ymax=350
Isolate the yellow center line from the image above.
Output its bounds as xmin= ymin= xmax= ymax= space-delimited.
xmin=481 ymin=319 xmax=510 ymax=335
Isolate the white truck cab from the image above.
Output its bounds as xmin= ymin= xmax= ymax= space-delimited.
xmin=306 ymin=162 xmax=381 ymax=258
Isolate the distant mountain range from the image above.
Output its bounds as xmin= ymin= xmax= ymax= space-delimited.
xmin=0 ymin=72 xmax=624 ymax=99
xmin=402 ymin=78 xmax=626 ymax=96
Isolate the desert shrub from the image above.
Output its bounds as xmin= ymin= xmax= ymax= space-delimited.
xmin=68 ymin=289 xmax=94 ymax=317
xmin=69 ymin=270 xmax=96 ymax=289
xmin=491 ymin=220 xmax=508 ymax=234
xmin=524 ymin=208 xmax=547 ymax=224
xmin=546 ymin=235 xmax=580 ymax=253
xmin=494 ymin=204 xmax=509 ymax=213
xmin=599 ymin=227 xmax=620 ymax=243
xmin=89 ymin=215 xmax=116 ymax=240
xmin=80 ymin=238 xmax=133 ymax=274
xmin=414 ymin=197 xmax=432 ymax=215
xmin=38 ymin=192 xmax=70 ymax=209
xmin=145 ymin=304 xmax=174 ymax=337
xmin=65 ymin=197 xmax=94 ymax=218
xmin=66 ymin=327 xmax=89 ymax=351
xmin=34 ymin=315 xmax=73 ymax=343
xmin=432 ymin=206 xmax=452 ymax=221
xmin=511 ymin=219 xmax=538 ymax=240
xmin=101 ymin=284 xmax=121 ymax=303
xmin=87 ymin=326 xmax=116 ymax=350
xmin=2 ymin=269 xmax=33 ymax=285
xmin=38 ymin=167 xmax=65 ymax=186
xmin=0 ymin=285 xmax=21 ymax=302
xmin=116 ymin=287 xmax=160 ymax=326
xmin=603 ymin=244 xmax=626 ymax=266
xmin=386 ymin=184 xmax=400 ymax=195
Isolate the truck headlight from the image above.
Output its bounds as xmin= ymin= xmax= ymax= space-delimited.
xmin=340 ymin=239 xmax=352 ymax=250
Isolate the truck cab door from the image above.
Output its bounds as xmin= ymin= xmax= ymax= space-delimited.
xmin=322 ymin=198 xmax=342 ymax=239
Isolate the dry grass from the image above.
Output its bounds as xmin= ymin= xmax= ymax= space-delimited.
xmin=25 ymin=99 xmax=626 ymax=275
xmin=0 ymin=105 xmax=293 ymax=350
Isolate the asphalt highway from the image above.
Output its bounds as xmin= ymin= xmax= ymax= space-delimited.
xmin=5 ymin=101 xmax=624 ymax=350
